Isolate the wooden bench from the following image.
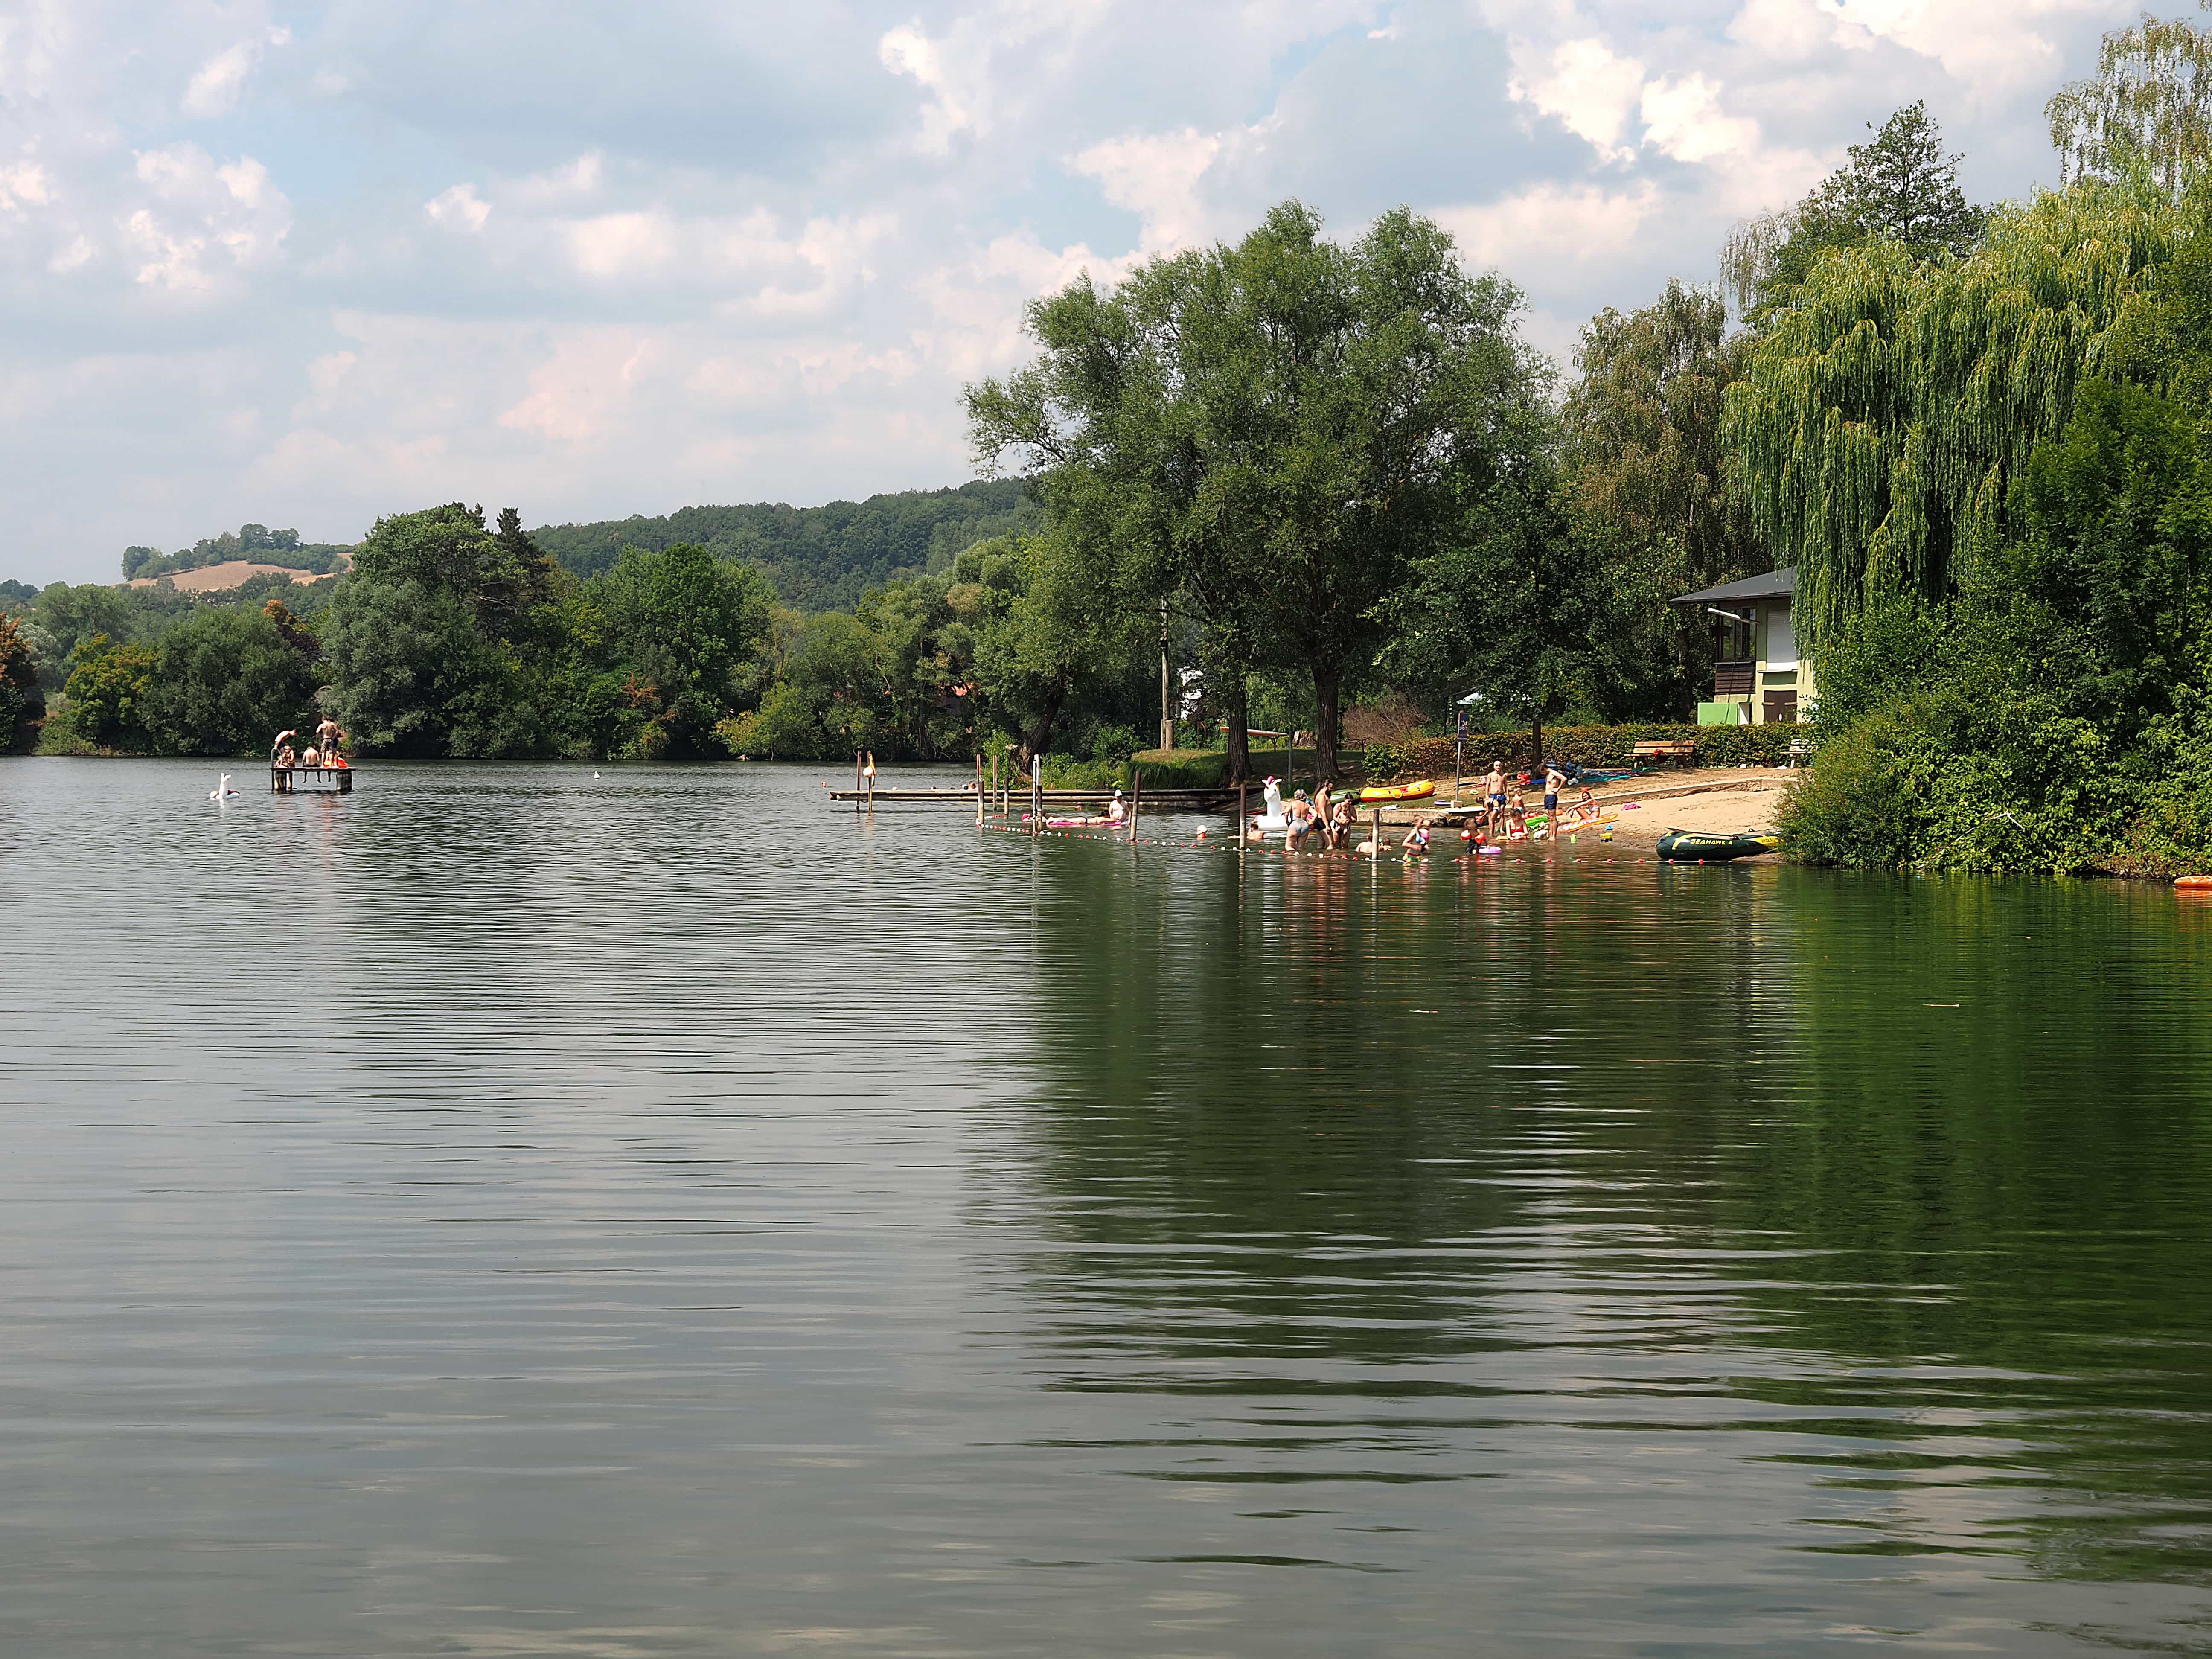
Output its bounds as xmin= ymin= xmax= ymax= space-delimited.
xmin=1632 ymin=739 xmax=1697 ymax=769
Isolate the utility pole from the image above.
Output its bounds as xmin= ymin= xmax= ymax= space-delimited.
xmin=1159 ymin=602 xmax=1173 ymax=753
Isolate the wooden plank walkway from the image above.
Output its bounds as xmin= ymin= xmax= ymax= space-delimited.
xmin=829 ymin=786 xmax=1249 ymax=812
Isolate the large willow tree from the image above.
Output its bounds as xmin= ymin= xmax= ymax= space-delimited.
xmin=2048 ymin=6 xmax=2212 ymax=191
xmin=1724 ymin=174 xmax=2186 ymax=647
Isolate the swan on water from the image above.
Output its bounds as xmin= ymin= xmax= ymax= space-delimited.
xmin=209 ymin=773 xmax=237 ymax=800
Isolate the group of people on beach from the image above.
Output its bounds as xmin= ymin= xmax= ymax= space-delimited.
xmin=1249 ymin=760 xmax=1609 ymax=857
xmin=1266 ymin=780 xmax=1363 ymax=852
xmin=1476 ymin=760 xmax=1604 ymax=843
xmin=1253 ymin=780 xmax=1439 ymax=856
xmin=271 ymin=719 xmax=349 ymax=770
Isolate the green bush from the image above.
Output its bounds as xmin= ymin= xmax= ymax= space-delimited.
xmin=1775 ymin=699 xmax=1939 ymax=867
xmin=1364 ymin=722 xmax=1799 ymax=781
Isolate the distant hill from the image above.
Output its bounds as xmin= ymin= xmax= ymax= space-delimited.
xmin=125 ymin=559 xmax=344 ymax=594
xmin=123 ymin=524 xmax=353 ymax=582
xmin=530 ymin=480 xmax=1036 ymax=612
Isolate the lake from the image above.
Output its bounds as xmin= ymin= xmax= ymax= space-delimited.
xmin=4 ymin=757 xmax=2210 ymax=1656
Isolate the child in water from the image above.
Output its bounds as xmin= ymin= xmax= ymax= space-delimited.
xmin=1402 ymin=818 xmax=1431 ymax=856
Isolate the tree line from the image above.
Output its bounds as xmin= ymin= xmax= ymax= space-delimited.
xmin=11 ymin=12 xmax=2212 ymax=873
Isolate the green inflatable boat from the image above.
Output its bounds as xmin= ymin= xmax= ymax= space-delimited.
xmin=1656 ymin=828 xmax=1781 ymax=863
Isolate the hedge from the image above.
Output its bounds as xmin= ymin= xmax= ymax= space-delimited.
xmin=1362 ymin=722 xmax=1799 ymax=781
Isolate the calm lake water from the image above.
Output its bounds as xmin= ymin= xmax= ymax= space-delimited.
xmin=4 ymin=758 xmax=2211 ymax=1656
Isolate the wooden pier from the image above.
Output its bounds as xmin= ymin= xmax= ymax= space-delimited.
xmin=273 ymin=765 xmax=353 ymax=794
xmin=829 ymin=786 xmax=1246 ymax=812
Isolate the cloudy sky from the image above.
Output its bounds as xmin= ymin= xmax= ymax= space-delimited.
xmin=1 ymin=0 xmax=2141 ymax=584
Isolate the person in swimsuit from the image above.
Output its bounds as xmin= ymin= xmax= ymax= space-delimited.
xmin=1314 ymin=780 xmax=1334 ymax=847
xmin=1286 ymin=791 xmax=1315 ymax=850
xmin=1105 ymin=789 xmax=1127 ymax=824
xmin=1543 ymin=764 xmax=1567 ymax=819
xmin=1483 ymin=760 xmax=1509 ymax=841
xmin=1403 ymin=818 xmax=1431 ymax=855
xmin=316 ymin=717 xmax=344 ymax=759
xmin=1330 ymin=797 xmax=1354 ymax=849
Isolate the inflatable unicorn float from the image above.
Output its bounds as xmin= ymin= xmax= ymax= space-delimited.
xmin=1248 ymin=777 xmax=1289 ymax=842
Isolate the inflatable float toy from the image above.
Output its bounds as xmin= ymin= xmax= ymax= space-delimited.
xmin=1249 ymin=777 xmax=1290 ymax=834
xmin=1356 ymin=779 xmax=1436 ymax=803
xmin=2176 ymin=875 xmax=2212 ymax=890
xmin=1656 ymin=828 xmax=1781 ymax=863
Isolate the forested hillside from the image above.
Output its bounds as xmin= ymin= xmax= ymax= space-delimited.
xmin=529 ymin=481 xmax=1036 ymax=611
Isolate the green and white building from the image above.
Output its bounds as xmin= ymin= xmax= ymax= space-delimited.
xmin=1672 ymin=567 xmax=1809 ymax=726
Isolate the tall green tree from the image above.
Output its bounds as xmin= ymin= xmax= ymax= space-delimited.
xmin=595 ymin=542 xmax=774 ymax=758
xmin=1383 ymin=424 xmax=1624 ymax=763
xmin=143 ymin=607 xmax=318 ymax=757
xmin=1724 ymin=172 xmax=2184 ymax=649
xmin=1202 ymin=203 xmax=1537 ymax=780
xmin=2049 ymin=4 xmax=2212 ymax=192
xmin=974 ymin=200 xmax=1540 ymax=782
xmin=1561 ymin=279 xmax=1763 ymax=715
xmin=0 ymin=612 xmax=43 ymax=751
xmin=1726 ymin=102 xmax=1986 ymax=326
xmin=350 ymin=502 xmax=554 ymax=636
xmin=319 ymin=575 xmax=497 ymax=756
xmin=54 ymin=634 xmax=157 ymax=753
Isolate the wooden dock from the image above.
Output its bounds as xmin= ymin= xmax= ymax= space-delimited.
xmin=829 ymin=786 xmax=1249 ymax=812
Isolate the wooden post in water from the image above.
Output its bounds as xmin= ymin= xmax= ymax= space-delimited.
xmin=1372 ymin=805 xmax=1382 ymax=857
xmin=975 ymin=754 xmax=984 ymax=827
xmin=865 ymin=751 xmax=876 ymax=816
xmin=1130 ymin=768 xmax=1141 ymax=846
xmin=854 ymin=751 xmax=862 ymax=815
xmin=1238 ymin=780 xmax=1248 ymax=844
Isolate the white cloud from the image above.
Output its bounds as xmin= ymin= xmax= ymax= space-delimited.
xmin=424 ymin=182 xmax=490 ymax=233
xmin=127 ymin=144 xmax=290 ymax=290
xmin=1728 ymin=0 xmax=1866 ymax=60
xmin=563 ymin=209 xmax=679 ymax=279
xmin=181 ymin=29 xmax=287 ymax=119
xmin=1071 ymin=128 xmax=1227 ymax=253
xmin=499 ymin=331 xmax=656 ymax=443
xmin=1640 ymin=73 xmax=1763 ymax=165
xmin=1830 ymin=0 xmax=2096 ymax=99
xmin=1509 ymin=36 xmax=1647 ymax=159
xmin=0 ymin=0 xmax=2150 ymax=582
xmin=1435 ymin=182 xmax=1663 ymax=277
xmin=879 ymin=22 xmax=975 ymax=153
xmin=512 ymin=151 xmax=603 ymax=204
xmin=0 ymin=158 xmax=52 ymax=215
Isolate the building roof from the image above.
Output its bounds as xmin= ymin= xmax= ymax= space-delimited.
xmin=1671 ymin=566 xmax=1796 ymax=606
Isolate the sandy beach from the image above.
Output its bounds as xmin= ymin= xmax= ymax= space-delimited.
xmin=1378 ymin=766 xmax=1795 ymax=845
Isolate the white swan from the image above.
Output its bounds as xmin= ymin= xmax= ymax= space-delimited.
xmin=209 ymin=773 xmax=236 ymax=800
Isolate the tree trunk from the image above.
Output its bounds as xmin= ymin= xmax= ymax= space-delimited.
xmin=1222 ymin=671 xmax=1252 ymax=783
xmin=1313 ymin=660 xmax=1342 ymax=783
xmin=1014 ymin=683 xmax=1066 ymax=773
xmin=1529 ymin=711 xmax=1543 ymax=776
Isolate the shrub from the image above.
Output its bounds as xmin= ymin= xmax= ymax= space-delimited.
xmin=1363 ymin=722 xmax=1799 ymax=781
xmin=1776 ymin=699 xmax=1940 ymax=867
